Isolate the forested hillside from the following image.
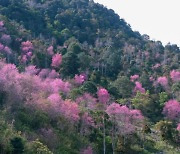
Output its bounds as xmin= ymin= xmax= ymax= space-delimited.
xmin=0 ymin=0 xmax=179 ymax=153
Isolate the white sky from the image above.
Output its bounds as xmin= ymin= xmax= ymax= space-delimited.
xmin=94 ymin=0 xmax=180 ymax=46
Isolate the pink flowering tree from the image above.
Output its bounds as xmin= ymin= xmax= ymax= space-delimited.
xmin=162 ymin=100 xmax=180 ymax=121
xmin=170 ymin=70 xmax=180 ymax=82
xmin=97 ymin=88 xmax=110 ymax=105
xmin=0 ymin=63 xmax=23 ymax=105
xmin=74 ymin=74 xmax=85 ymax=85
xmin=51 ymin=53 xmax=62 ymax=68
xmin=21 ymin=41 xmax=34 ymax=64
xmin=177 ymin=123 xmax=180 ymax=131
xmin=48 ymin=70 xmax=59 ymax=79
xmin=80 ymin=112 xmax=95 ymax=135
xmin=38 ymin=69 xmax=51 ymax=78
xmin=45 ymin=78 xmax=71 ymax=94
xmin=25 ymin=65 xmax=40 ymax=75
xmin=157 ymin=76 xmax=168 ymax=87
xmin=134 ymin=81 xmax=145 ymax=94
xmin=152 ymin=63 xmax=161 ymax=70
xmin=76 ymin=93 xmax=97 ymax=135
xmin=97 ymin=88 xmax=110 ymax=154
xmin=60 ymin=100 xmax=80 ymax=122
xmin=106 ymin=102 xmax=144 ymax=153
xmin=130 ymin=74 xmax=139 ymax=82
xmin=76 ymin=93 xmax=97 ymax=110
xmin=21 ymin=41 xmax=33 ymax=52
xmin=47 ymin=93 xmax=63 ymax=117
xmin=0 ymin=34 xmax=11 ymax=45
xmin=47 ymin=46 xmax=54 ymax=56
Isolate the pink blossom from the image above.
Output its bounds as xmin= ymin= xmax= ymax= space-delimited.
xmin=97 ymin=88 xmax=110 ymax=104
xmin=130 ymin=74 xmax=139 ymax=82
xmin=149 ymin=76 xmax=154 ymax=81
xmin=21 ymin=41 xmax=33 ymax=53
xmin=152 ymin=63 xmax=161 ymax=69
xmin=130 ymin=109 xmax=144 ymax=120
xmin=82 ymin=113 xmax=95 ymax=127
xmin=134 ymin=81 xmax=145 ymax=93
xmin=48 ymin=94 xmax=61 ymax=104
xmin=0 ymin=63 xmax=22 ymax=102
xmin=4 ymin=46 xmax=12 ymax=55
xmin=63 ymin=81 xmax=71 ymax=93
xmin=1 ymin=34 xmax=11 ymax=45
xmin=48 ymin=93 xmax=62 ymax=113
xmin=26 ymin=52 xmax=33 ymax=57
xmin=144 ymin=51 xmax=149 ymax=57
xmin=76 ymin=93 xmax=97 ymax=110
xmin=38 ymin=69 xmax=51 ymax=78
xmin=51 ymin=53 xmax=62 ymax=68
xmin=21 ymin=55 xmax=28 ymax=63
xmin=157 ymin=76 xmax=168 ymax=87
xmin=177 ymin=123 xmax=180 ymax=131
xmin=163 ymin=100 xmax=180 ymax=120
xmin=47 ymin=79 xmax=71 ymax=94
xmin=60 ymin=100 xmax=80 ymax=122
xmin=170 ymin=70 xmax=180 ymax=82
xmin=48 ymin=70 xmax=59 ymax=79
xmin=47 ymin=46 xmax=54 ymax=55
xmin=106 ymin=102 xmax=122 ymax=116
xmin=0 ymin=21 xmax=4 ymax=27
xmin=25 ymin=65 xmax=40 ymax=75
xmin=75 ymin=74 xmax=85 ymax=84
xmin=106 ymin=103 xmax=144 ymax=135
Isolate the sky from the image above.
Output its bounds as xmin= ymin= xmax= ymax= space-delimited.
xmin=94 ymin=0 xmax=180 ymax=46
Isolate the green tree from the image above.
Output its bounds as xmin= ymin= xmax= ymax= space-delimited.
xmin=10 ymin=137 xmax=24 ymax=154
xmin=28 ymin=139 xmax=53 ymax=154
xmin=60 ymin=51 xmax=80 ymax=77
xmin=113 ymin=76 xmax=134 ymax=98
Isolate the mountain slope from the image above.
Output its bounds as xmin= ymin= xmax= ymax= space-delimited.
xmin=0 ymin=0 xmax=179 ymax=153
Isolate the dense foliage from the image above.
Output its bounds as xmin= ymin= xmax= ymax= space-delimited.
xmin=0 ymin=0 xmax=179 ymax=153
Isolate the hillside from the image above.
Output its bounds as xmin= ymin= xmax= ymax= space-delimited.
xmin=0 ymin=0 xmax=179 ymax=153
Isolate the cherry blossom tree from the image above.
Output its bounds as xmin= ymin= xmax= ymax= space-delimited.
xmin=74 ymin=74 xmax=85 ymax=84
xmin=163 ymin=100 xmax=180 ymax=121
xmin=25 ymin=65 xmax=40 ymax=75
xmin=177 ymin=123 xmax=180 ymax=131
xmin=0 ymin=34 xmax=11 ymax=45
xmin=97 ymin=88 xmax=110 ymax=154
xmin=97 ymin=88 xmax=110 ymax=105
xmin=21 ymin=41 xmax=33 ymax=53
xmin=51 ymin=53 xmax=62 ymax=68
xmin=38 ymin=69 xmax=51 ymax=78
xmin=170 ymin=70 xmax=180 ymax=82
xmin=48 ymin=70 xmax=59 ymax=79
xmin=134 ymin=81 xmax=145 ymax=93
xmin=76 ymin=93 xmax=97 ymax=110
xmin=157 ymin=76 xmax=168 ymax=87
xmin=80 ymin=112 xmax=95 ymax=135
xmin=60 ymin=100 xmax=80 ymax=122
xmin=106 ymin=102 xmax=144 ymax=153
xmin=21 ymin=41 xmax=34 ymax=64
xmin=47 ymin=46 xmax=54 ymax=56
xmin=130 ymin=74 xmax=139 ymax=82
